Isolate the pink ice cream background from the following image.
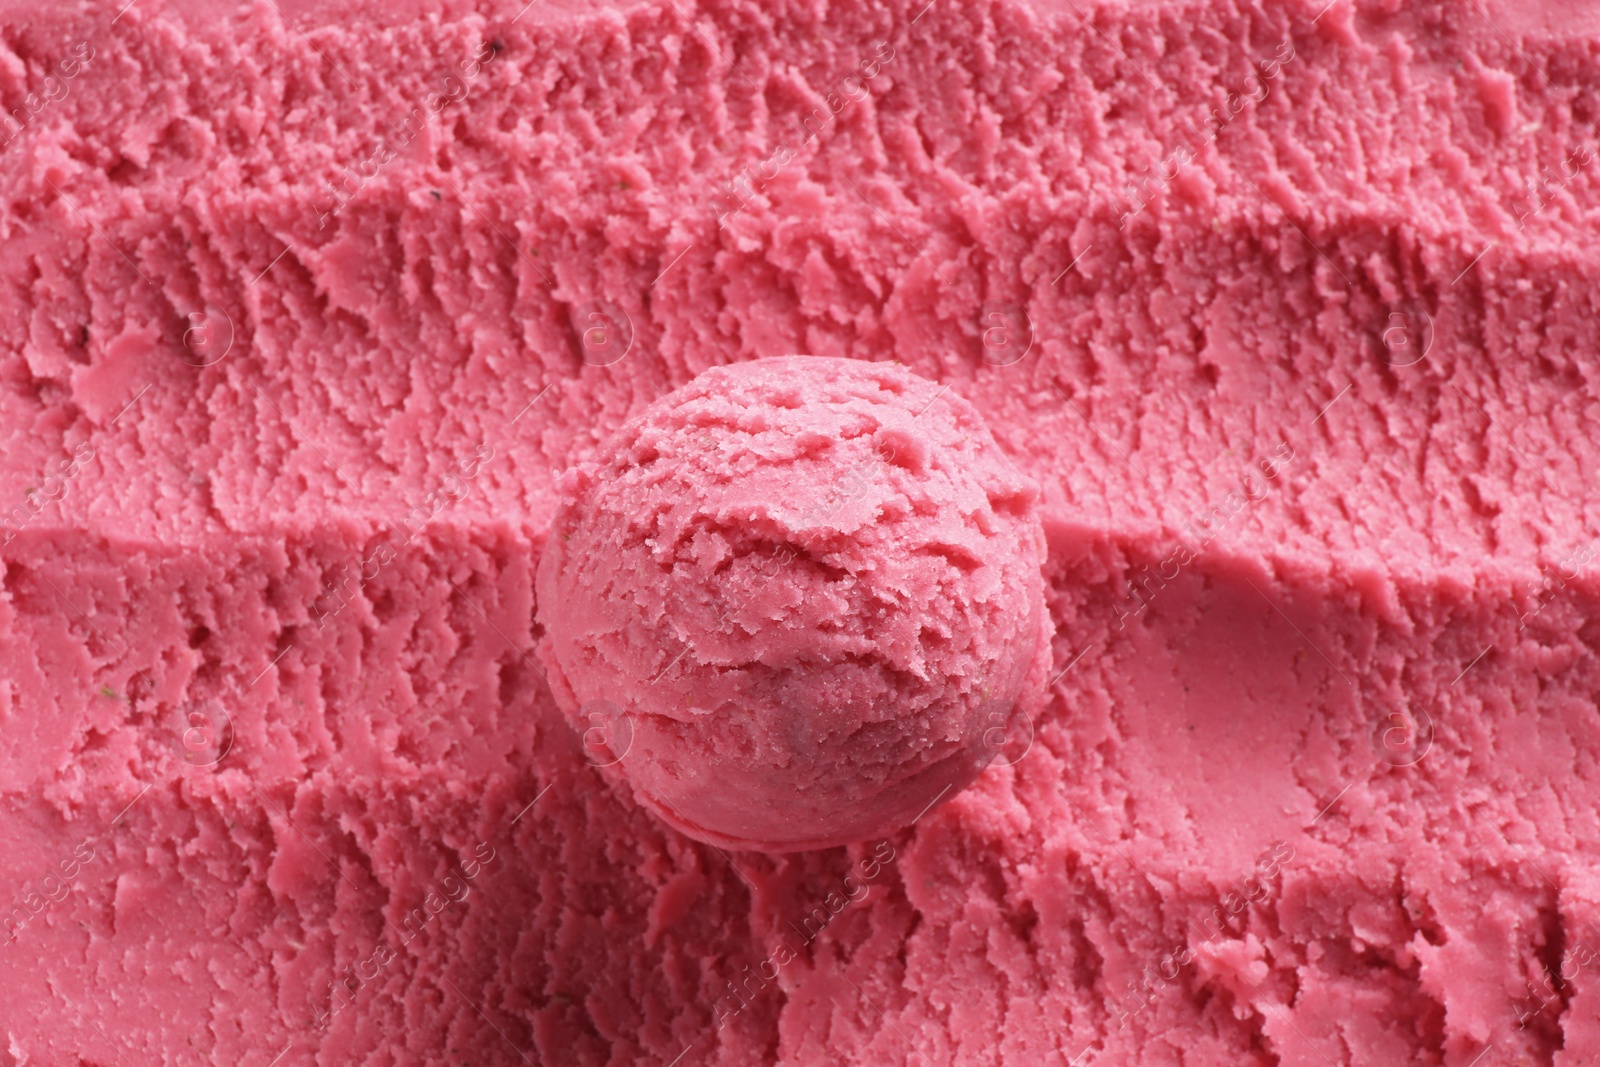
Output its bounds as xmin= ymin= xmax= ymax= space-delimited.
xmin=0 ymin=0 xmax=1597 ymax=1064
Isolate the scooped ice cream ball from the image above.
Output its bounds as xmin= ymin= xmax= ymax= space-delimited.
xmin=535 ymin=356 xmax=1051 ymax=852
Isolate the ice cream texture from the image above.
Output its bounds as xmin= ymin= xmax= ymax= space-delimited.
xmin=536 ymin=356 xmax=1050 ymax=851
xmin=2 ymin=0 xmax=1600 ymax=1064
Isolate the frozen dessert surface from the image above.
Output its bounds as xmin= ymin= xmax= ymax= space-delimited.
xmin=536 ymin=356 xmax=1050 ymax=851
xmin=0 ymin=0 xmax=1599 ymax=1064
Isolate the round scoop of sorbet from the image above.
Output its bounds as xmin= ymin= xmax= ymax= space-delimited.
xmin=536 ymin=356 xmax=1050 ymax=852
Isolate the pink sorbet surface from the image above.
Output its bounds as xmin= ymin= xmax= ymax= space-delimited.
xmin=536 ymin=355 xmax=1050 ymax=852
xmin=0 ymin=0 xmax=1599 ymax=1064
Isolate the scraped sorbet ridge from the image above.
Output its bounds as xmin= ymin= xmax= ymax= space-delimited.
xmin=536 ymin=357 xmax=1050 ymax=852
xmin=4 ymin=0 xmax=1600 ymax=1063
